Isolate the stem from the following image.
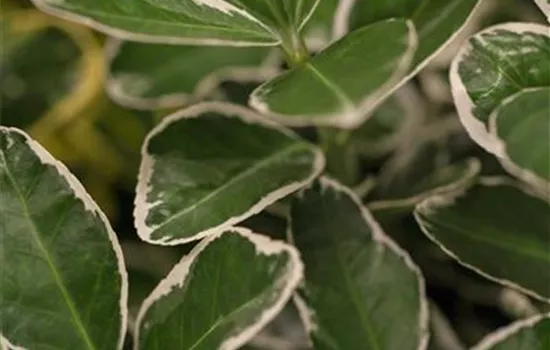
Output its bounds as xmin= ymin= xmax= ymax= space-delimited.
xmin=280 ymin=29 xmax=309 ymax=67
xmin=276 ymin=27 xmax=357 ymax=184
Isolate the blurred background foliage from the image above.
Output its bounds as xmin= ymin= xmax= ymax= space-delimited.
xmin=0 ymin=0 xmax=548 ymax=349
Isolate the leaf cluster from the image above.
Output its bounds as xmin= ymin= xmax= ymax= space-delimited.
xmin=1 ymin=1 xmax=549 ymax=349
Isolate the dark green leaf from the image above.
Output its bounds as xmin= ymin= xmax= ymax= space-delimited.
xmin=290 ymin=178 xmax=429 ymax=350
xmin=0 ymin=127 xmax=128 ymax=350
xmin=135 ymin=102 xmax=324 ymax=245
xmin=31 ymin=0 xmax=319 ymax=46
xmin=135 ymin=228 xmax=303 ymax=350
xmin=250 ymin=19 xmax=417 ymax=128
xmin=341 ymin=0 xmax=481 ymax=71
xmin=415 ymin=179 xmax=550 ymax=301
xmin=450 ymin=22 xmax=550 ymax=152
xmin=489 ymin=87 xmax=550 ymax=194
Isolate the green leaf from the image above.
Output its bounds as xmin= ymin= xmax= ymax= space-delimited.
xmin=0 ymin=127 xmax=128 ymax=350
xmin=339 ymin=0 xmax=482 ymax=73
xmin=135 ymin=102 xmax=324 ymax=245
xmin=450 ymin=22 xmax=550 ymax=152
xmin=471 ymin=313 xmax=550 ymax=350
xmin=134 ymin=227 xmax=303 ymax=350
xmin=106 ymin=39 xmax=279 ymax=110
xmin=489 ymin=87 xmax=550 ymax=194
xmin=250 ymin=19 xmax=417 ymax=128
xmin=534 ymin=0 xmax=550 ymax=22
xmin=369 ymin=158 xmax=481 ymax=218
xmin=414 ymin=179 xmax=550 ymax=301
xmin=31 ymin=0 xmax=319 ymax=46
xmin=1 ymin=18 xmax=80 ymax=128
xmin=290 ymin=178 xmax=429 ymax=350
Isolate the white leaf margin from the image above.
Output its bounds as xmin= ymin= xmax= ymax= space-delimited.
xmin=368 ymin=158 xmax=481 ymax=213
xmin=248 ymin=18 xmax=419 ymax=129
xmin=333 ymin=0 xmax=483 ymax=42
xmin=295 ymin=0 xmax=323 ymax=34
xmin=301 ymin=0 xmax=340 ymax=52
xmin=449 ymin=22 xmax=550 ymax=153
xmin=0 ymin=127 xmax=129 ymax=350
xmin=288 ymin=176 xmax=430 ymax=350
xmin=29 ymin=0 xmax=279 ymax=47
xmin=534 ymin=0 xmax=550 ymax=23
xmin=0 ymin=337 xmax=20 ymax=350
xmin=471 ymin=312 xmax=550 ymax=350
xmin=104 ymin=38 xmax=282 ymax=110
xmin=30 ymin=0 xmax=322 ymax=47
xmin=0 ymin=337 xmax=23 ymax=350
xmin=292 ymin=294 xmax=318 ymax=343
xmin=133 ymin=226 xmax=304 ymax=350
xmin=332 ymin=0 xmax=354 ymax=39
xmin=332 ymin=0 xmax=484 ymax=123
xmin=134 ymin=101 xmax=325 ymax=245
xmin=414 ymin=176 xmax=550 ymax=303
xmin=488 ymin=87 xmax=550 ymax=196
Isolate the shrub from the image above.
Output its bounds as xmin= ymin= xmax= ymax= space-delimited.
xmin=1 ymin=1 xmax=549 ymax=349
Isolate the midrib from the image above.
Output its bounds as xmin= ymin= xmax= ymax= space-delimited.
xmin=329 ymin=234 xmax=381 ymax=350
xmin=304 ymin=63 xmax=354 ymax=108
xmin=427 ymin=217 xmax=550 ymax=263
xmin=0 ymin=152 xmax=96 ymax=350
xmin=149 ymin=142 xmax=307 ymax=232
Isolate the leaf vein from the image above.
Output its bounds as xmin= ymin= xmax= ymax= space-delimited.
xmin=0 ymin=151 xmax=97 ymax=350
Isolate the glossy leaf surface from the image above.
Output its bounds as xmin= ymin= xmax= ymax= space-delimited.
xmin=31 ymin=0 xmax=319 ymax=46
xmin=250 ymin=19 xmax=417 ymax=128
xmin=489 ymin=87 xmax=550 ymax=193
xmin=342 ymin=0 xmax=481 ymax=71
xmin=415 ymin=180 xmax=550 ymax=301
xmin=290 ymin=178 xmax=428 ymax=350
xmin=0 ymin=127 xmax=128 ymax=350
xmin=450 ymin=22 xmax=550 ymax=152
xmin=135 ymin=102 xmax=324 ymax=245
xmin=135 ymin=228 xmax=303 ymax=350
